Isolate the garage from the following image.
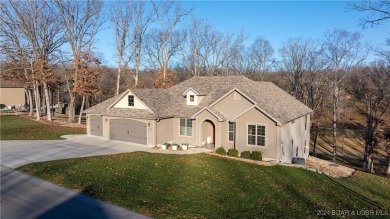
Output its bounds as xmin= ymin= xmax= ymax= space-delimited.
xmin=109 ymin=119 xmax=147 ymax=145
xmin=90 ymin=115 xmax=103 ymax=136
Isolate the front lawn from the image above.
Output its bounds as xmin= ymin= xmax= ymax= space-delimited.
xmin=18 ymin=152 xmax=390 ymax=218
xmin=0 ymin=114 xmax=85 ymax=140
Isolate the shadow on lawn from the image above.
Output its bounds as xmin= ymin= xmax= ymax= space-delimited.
xmin=320 ymin=174 xmax=383 ymax=209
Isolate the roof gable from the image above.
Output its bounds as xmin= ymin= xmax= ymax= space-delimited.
xmin=107 ymin=90 xmax=151 ymax=111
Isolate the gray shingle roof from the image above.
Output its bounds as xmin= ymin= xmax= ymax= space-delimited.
xmin=84 ymin=76 xmax=312 ymax=124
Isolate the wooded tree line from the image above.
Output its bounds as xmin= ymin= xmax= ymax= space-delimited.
xmin=0 ymin=0 xmax=389 ymax=173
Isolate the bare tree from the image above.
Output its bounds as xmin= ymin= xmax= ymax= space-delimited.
xmin=128 ymin=0 xmax=154 ymax=88
xmin=180 ymin=17 xmax=212 ymax=76
xmin=355 ymin=61 xmax=390 ymax=172
xmin=323 ymin=29 xmax=367 ymax=163
xmin=248 ymin=36 xmax=275 ymax=81
xmin=206 ymin=31 xmax=246 ymax=76
xmin=53 ymin=0 xmax=104 ymax=123
xmin=1 ymin=0 xmax=64 ymax=121
xmin=110 ymin=1 xmax=131 ymax=95
xmin=147 ymin=0 xmax=190 ymax=84
xmin=349 ymin=0 xmax=390 ymax=27
xmin=279 ymin=38 xmax=321 ymax=100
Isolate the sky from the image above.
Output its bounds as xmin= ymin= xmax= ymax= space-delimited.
xmin=97 ymin=0 xmax=389 ymax=67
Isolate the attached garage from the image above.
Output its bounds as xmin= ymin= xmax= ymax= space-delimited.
xmin=109 ymin=119 xmax=147 ymax=145
xmin=90 ymin=115 xmax=103 ymax=136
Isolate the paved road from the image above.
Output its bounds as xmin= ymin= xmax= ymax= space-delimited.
xmin=0 ymin=165 xmax=151 ymax=219
xmin=1 ymin=135 xmax=211 ymax=219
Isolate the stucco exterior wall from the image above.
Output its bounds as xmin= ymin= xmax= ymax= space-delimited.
xmin=235 ymin=108 xmax=279 ymax=160
xmin=280 ymin=114 xmax=310 ymax=163
xmin=0 ymin=88 xmax=25 ymax=106
xmin=219 ymin=120 xmax=234 ymax=149
xmin=156 ymin=118 xmax=174 ymax=144
xmin=194 ymin=110 xmax=220 ymax=147
xmin=212 ymin=91 xmax=253 ymax=119
xmin=171 ymin=118 xmax=197 ymax=145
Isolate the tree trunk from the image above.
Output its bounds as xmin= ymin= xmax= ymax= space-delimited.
xmin=368 ymin=156 xmax=374 ymax=173
xmin=33 ymin=81 xmax=41 ymax=120
xmin=116 ymin=67 xmax=121 ymax=96
xmin=27 ymin=88 xmax=33 ymax=116
xmin=332 ymin=81 xmax=337 ymax=163
xmin=78 ymin=95 xmax=85 ymax=124
xmin=43 ymin=82 xmax=52 ymax=121
xmin=313 ymin=125 xmax=319 ymax=157
xmin=387 ymin=164 xmax=390 ymax=177
xmin=41 ymin=86 xmax=46 ymax=116
xmin=68 ymin=94 xmax=75 ymax=123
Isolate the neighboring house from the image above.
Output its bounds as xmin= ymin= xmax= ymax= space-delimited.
xmin=0 ymin=81 xmax=25 ymax=108
xmin=84 ymin=76 xmax=313 ymax=163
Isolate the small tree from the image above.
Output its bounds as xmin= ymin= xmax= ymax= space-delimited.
xmin=153 ymin=67 xmax=176 ymax=89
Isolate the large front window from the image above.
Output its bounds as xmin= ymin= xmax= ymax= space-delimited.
xmin=248 ymin=124 xmax=265 ymax=146
xmin=180 ymin=118 xmax=192 ymax=136
xmin=228 ymin=122 xmax=235 ymax=141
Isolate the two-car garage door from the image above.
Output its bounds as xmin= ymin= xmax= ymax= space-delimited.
xmin=89 ymin=116 xmax=147 ymax=145
xmin=109 ymin=119 xmax=147 ymax=145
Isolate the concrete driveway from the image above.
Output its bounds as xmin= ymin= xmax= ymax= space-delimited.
xmin=1 ymin=134 xmax=211 ymax=219
xmin=1 ymin=134 xmax=212 ymax=168
xmin=1 ymin=135 xmax=153 ymax=168
xmin=0 ymin=135 xmax=157 ymax=219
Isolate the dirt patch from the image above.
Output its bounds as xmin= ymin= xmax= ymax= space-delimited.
xmin=306 ymin=156 xmax=356 ymax=178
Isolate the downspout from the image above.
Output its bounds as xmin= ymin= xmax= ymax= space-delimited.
xmin=233 ymin=120 xmax=237 ymax=150
xmin=155 ymin=118 xmax=160 ymax=146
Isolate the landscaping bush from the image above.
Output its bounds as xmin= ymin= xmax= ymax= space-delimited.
xmin=227 ymin=148 xmax=239 ymax=157
xmin=216 ymin=147 xmax=227 ymax=155
xmin=241 ymin=151 xmax=252 ymax=159
xmin=250 ymin=151 xmax=263 ymax=161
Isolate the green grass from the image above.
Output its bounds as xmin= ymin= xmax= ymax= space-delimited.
xmin=0 ymin=114 xmax=85 ymax=140
xmin=18 ymin=152 xmax=390 ymax=218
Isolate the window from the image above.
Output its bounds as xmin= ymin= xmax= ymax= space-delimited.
xmin=189 ymin=95 xmax=194 ymax=102
xmin=247 ymin=124 xmax=265 ymax=146
xmin=128 ymin=95 xmax=134 ymax=106
xmin=228 ymin=122 xmax=235 ymax=141
xmin=180 ymin=118 xmax=192 ymax=136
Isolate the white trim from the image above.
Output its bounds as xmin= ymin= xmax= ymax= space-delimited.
xmin=107 ymin=89 xmax=130 ymax=109
xmin=209 ymin=88 xmax=257 ymax=107
xmin=190 ymin=107 xmax=224 ymax=121
xmin=230 ymin=105 xmax=282 ymax=126
xmin=178 ymin=118 xmax=194 ymax=138
xmin=106 ymin=90 xmax=153 ymax=111
xmin=227 ymin=121 xmax=235 ymax=142
xmin=182 ymin=87 xmax=199 ymax=96
xmin=246 ymin=122 xmax=268 ymax=148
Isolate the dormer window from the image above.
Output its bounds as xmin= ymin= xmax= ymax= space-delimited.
xmin=128 ymin=95 xmax=134 ymax=106
xmin=190 ymin=95 xmax=195 ymax=102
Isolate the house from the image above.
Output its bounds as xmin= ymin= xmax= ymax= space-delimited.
xmin=0 ymin=81 xmax=26 ymax=108
xmin=84 ymin=76 xmax=313 ymax=163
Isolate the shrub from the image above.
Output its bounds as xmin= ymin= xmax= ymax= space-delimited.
xmin=216 ymin=147 xmax=227 ymax=155
xmin=250 ymin=151 xmax=263 ymax=161
xmin=241 ymin=151 xmax=251 ymax=159
xmin=227 ymin=148 xmax=239 ymax=157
